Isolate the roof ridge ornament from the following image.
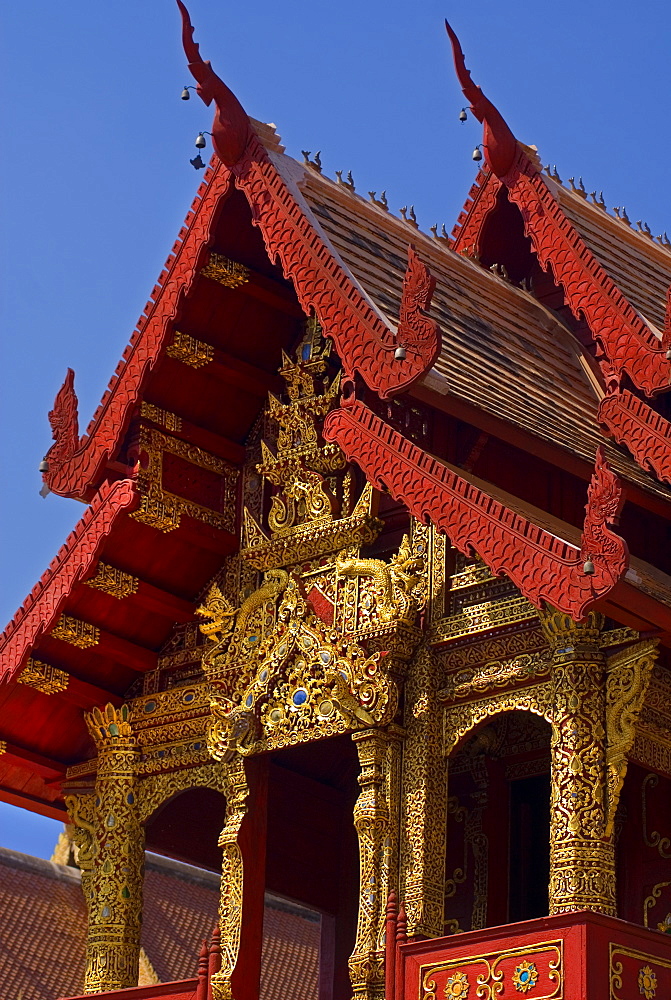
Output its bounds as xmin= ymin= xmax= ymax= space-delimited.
xmin=177 ymin=0 xmax=251 ymax=167
xmin=444 ymin=20 xmax=517 ymax=178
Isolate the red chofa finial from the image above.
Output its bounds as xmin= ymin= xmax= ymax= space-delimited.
xmin=196 ymin=940 xmax=209 ymax=1000
xmin=385 ymin=891 xmax=398 ymax=1000
xmin=176 ymin=0 xmax=251 ymax=167
xmin=444 ymin=20 xmax=517 ymax=178
xmin=207 ymin=924 xmax=222 ymax=1000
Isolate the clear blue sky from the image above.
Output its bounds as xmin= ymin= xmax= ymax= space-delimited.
xmin=1 ymin=1 xmax=670 ymax=857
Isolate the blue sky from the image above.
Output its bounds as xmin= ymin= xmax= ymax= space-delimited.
xmin=1 ymin=1 xmax=670 ymax=857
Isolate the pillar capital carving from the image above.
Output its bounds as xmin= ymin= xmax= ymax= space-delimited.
xmin=538 ymin=606 xmax=604 ymax=649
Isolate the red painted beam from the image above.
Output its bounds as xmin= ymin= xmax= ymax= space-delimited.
xmin=0 ymin=740 xmax=67 ymax=780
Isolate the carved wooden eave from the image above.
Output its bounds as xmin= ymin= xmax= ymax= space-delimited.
xmin=325 ymin=397 xmax=671 ymax=629
xmin=0 ymin=479 xmax=138 ymax=682
xmin=324 ymin=396 xmax=629 ymax=620
xmin=446 ymin=24 xmax=671 ymax=486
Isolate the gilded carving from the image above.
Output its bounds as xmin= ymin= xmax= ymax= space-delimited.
xmin=400 ymin=645 xmax=446 ymax=938
xmin=140 ymin=401 xmax=183 ymax=432
xmin=80 ymin=703 xmax=144 ymax=993
xmin=349 ymin=729 xmax=401 ymax=1000
xmin=605 ymin=640 xmax=658 ymax=835
xmin=18 ymin=657 xmax=69 ymax=694
xmin=431 ymin=595 xmax=538 ymax=644
xmin=440 ymin=651 xmax=551 ymax=702
xmin=336 ymin=533 xmax=426 ymax=627
xmin=444 ymin=684 xmax=553 ymax=757
xmin=166 ymin=330 xmax=214 ymax=368
xmin=203 ymin=575 xmax=397 ymax=759
xmin=85 ymin=562 xmax=139 ymax=599
xmin=211 ymin=756 xmax=248 ymax=1000
xmin=200 ymin=252 xmax=250 ymax=288
xmin=540 ymin=609 xmax=615 ymax=916
xmin=51 ymin=614 xmax=99 ymax=648
xmin=131 ymin=426 xmax=238 ymax=534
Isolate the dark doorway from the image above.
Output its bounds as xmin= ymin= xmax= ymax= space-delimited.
xmin=264 ymin=735 xmax=360 ymax=1000
xmin=508 ymin=773 xmax=550 ymax=922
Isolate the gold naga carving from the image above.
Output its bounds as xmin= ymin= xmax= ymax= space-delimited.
xmin=51 ymin=614 xmax=100 ymax=648
xmin=604 ymin=639 xmax=658 ymax=836
xmin=165 ymin=330 xmax=214 ymax=368
xmin=200 ymin=252 xmax=250 ymax=289
xmin=336 ymin=533 xmax=426 ymax=627
xmin=199 ymin=573 xmax=397 ymax=759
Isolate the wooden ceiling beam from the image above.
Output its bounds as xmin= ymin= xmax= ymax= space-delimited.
xmin=0 ymin=740 xmax=67 ymax=780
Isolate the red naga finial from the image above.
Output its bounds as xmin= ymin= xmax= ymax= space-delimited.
xmin=396 ymin=246 xmax=440 ymax=368
xmin=444 ymin=20 xmax=517 ymax=178
xmin=177 ymin=0 xmax=251 ymax=167
xmin=45 ymin=368 xmax=80 ymax=476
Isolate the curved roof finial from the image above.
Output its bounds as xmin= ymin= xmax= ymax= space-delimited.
xmin=444 ymin=20 xmax=517 ymax=178
xmin=176 ymin=0 xmax=251 ymax=167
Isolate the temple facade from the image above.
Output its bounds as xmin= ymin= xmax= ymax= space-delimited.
xmin=2 ymin=7 xmax=671 ymax=1000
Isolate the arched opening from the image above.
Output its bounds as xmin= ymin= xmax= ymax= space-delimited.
xmin=445 ymin=711 xmax=551 ymax=933
xmin=264 ymin=734 xmax=360 ymax=1000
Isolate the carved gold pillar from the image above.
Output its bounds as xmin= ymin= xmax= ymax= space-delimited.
xmin=349 ymin=728 xmax=401 ymax=1000
xmin=83 ymin=704 xmax=144 ymax=992
xmin=399 ymin=646 xmax=447 ymax=938
xmin=540 ymin=609 xmax=615 ymax=915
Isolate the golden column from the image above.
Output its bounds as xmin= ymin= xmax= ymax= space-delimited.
xmin=540 ymin=609 xmax=615 ymax=915
xmin=349 ymin=728 xmax=402 ymax=1000
xmin=83 ymin=704 xmax=145 ymax=993
xmin=399 ymin=645 xmax=447 ymax=938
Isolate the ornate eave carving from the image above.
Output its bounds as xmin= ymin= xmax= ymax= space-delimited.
xmin=323 ymin=397 xmax=628 ymax=620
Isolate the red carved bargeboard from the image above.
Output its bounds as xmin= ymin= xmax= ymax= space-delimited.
xmin=503 ymin=151 xmax=670 ymax=397
xmin=323 ymin=398 xmax=628 ymax=620
xmin=180 ymin=1 xmax=440 ymax=400
xmin=392 ymin=911 xmax=671 ymax=1000
xmin=599 ymin=388 xmax=671 ymax=485
xmin=44 ymin=168 xmax=235 ymax=500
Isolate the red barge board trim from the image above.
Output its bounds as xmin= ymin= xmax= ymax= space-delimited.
xmin=0 ymin=479 xmax=138 ymax=682
xmin=44 ymin=167 xmax=234 ymax=500
xmin=599 ymin=388 xmax=671 ymax=485
xmin=446 ymin=20 xmax=671 ymax=399
xmin=323 ymin=398 xmax=628 ymax=620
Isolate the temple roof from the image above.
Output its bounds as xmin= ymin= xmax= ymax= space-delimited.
xmin=0 ymin=845 xmax=319 ymax=1000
